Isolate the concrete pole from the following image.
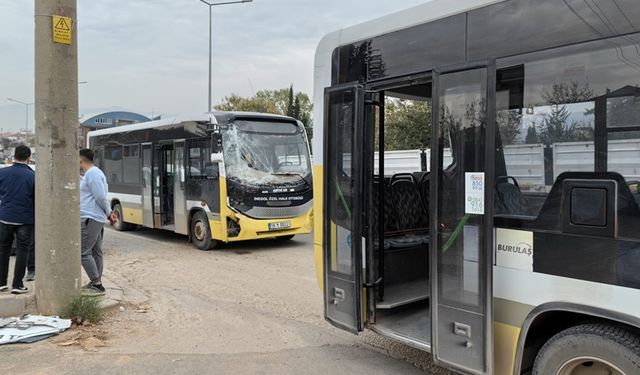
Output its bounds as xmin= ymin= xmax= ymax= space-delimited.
xmin=34 ymin=0 xmax=81 ymax=314
xmin=208 ymin=5 xmax=212 ymax=112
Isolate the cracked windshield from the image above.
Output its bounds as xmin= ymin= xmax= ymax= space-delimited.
xmin=223 ymin=120 xmax=311 ymax=187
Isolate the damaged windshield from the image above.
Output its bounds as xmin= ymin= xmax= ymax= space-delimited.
xmin=222 ymin=120 xmax=311 ymax=187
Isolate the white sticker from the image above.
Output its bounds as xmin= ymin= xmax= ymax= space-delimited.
xmin=465 ymin=172 xmax=485 ymax=215
xmin=495 ymin=228 xmax=533 ymax=272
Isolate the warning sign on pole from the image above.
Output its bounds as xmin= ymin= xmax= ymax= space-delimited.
xmin=52 ymin=15 xmax=72 ymax=45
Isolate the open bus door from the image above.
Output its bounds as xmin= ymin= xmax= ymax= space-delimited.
xmin=431 ymin=62 xmax=495 ymax=375
xmin=323 ymin=83 xmax=367 ymax=333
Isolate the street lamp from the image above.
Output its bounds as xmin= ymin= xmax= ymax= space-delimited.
xmin=199 ymin=0 xmax=253 ymax=112
xmin=7 ymin=98 xmax=35 ymax=133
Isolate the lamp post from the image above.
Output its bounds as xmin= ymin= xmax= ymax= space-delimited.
xmin=7 ymin=98 xmax=35 ymax=133
xmin=199 ymin=0 xmax=253 ymax=112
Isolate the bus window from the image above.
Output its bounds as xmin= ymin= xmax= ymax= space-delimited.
xmin=495 ymin=33 xmax=640 ymax=231
xmin=105 ymin=145 xmax=123 ymax=184
xmin=188 ymin=139 xmax=218 ymax=178
xmin=123 ymin=144 xmax=141 ymax=184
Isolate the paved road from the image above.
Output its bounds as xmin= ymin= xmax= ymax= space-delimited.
xmin=1 ymin=228 xmax=453 ymax=375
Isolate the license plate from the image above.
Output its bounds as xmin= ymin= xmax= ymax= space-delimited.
xmin=268 ymin=221 xmax=291 ymax=231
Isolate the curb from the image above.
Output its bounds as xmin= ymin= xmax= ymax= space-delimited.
xmin=0 ymin=293 xmax=37 ymax=317
xmin=0 ymin=278 xmax=124 ymax=317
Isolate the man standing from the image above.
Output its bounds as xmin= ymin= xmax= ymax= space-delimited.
xmin=0 ymin=145 xmax=35 ymax=294
xmin=79 ymin=148 xmax=115 ymax=296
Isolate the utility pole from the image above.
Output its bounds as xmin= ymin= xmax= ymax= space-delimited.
xmin=34 ymin=0 xmax=81 ymax=314
xmin=199 ymin=0 xmax=253 ymax=112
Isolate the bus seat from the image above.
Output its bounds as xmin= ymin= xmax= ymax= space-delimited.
xmin=390 ymin=176 xmax=429 ymax=231
xmin=535 ymin=172 xmax=640 ymax=239
xmin=372 ymin=177 xmax=394 ymax=251
xmin=372 ymin=174 xmax=431 ymax=250
xmin=495 ymin=176 xmax=531 ymax=216
xmin=386 ymin=175 xmax=430 ymax=248
xmin=417 ymin=172 xmax=430 ymax=215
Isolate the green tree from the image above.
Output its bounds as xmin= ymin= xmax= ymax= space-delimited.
xmin=384 ymin=98 xmax=432 ymax=151
xmin=538 ymin=105 xmax=592 ymax=145
xmin=215 ymin=86 xmax=313 ymax=145
xmin=541 ymin=80 xmax=594 ymax=105
xmin=525 ymin=125 xmax=539 ymax=144
xmin=286 ymin=85 xmax=295 ymax=118
xmin=497 ymin=110 xmax=522 ymax=145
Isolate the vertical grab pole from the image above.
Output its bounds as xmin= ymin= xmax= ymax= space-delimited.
xmin=378 ymin=91 xmax=385 ymax=302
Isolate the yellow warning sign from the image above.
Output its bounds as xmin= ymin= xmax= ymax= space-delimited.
xmin=52 ymin=15 xmax=72 ymax=45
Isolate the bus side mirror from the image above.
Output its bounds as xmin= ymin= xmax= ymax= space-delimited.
xmin=212 ymin=133 xmax=223 ymax=153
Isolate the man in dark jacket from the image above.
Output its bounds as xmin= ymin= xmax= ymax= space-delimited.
xmin=0 ymin=145 xmax=35 ymax=294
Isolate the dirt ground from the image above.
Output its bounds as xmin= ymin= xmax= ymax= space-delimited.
xmin=0 ymin=228 xmax=454 ymax=375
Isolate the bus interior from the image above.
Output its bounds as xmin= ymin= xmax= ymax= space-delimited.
xmin=155 ymin=143 xmax=175 ymax=229
xmin=371 ymin=82 xmax=434 ymax=347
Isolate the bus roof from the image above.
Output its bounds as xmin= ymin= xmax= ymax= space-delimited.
xmin=312 ymin=0 xmax=505 ymax=162
xmin=87 ymin=111 xmax=298 ymax=139
xmin=316 ymin=0 xmax=503 ymax=57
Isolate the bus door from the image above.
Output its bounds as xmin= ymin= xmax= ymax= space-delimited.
xmin=173 ymin=140 xmax=188 ymax=235
xmin=431 ymin=62 xmax=495 ymax=375
xmin=141 ymin=143 xmax=154 ymax=228
xmin=323 ymin=83 xmax=367 ymax=333
xmin=154 ymin=144 xmax=174 ymax=227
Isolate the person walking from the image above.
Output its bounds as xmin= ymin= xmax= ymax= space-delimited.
xmin=79 ymin=148 xmax=115 ymax=296
xmin=0 ymin=145 xmax=35 ymax=294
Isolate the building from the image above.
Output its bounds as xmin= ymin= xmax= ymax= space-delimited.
xmin=79 ymin=111 xmax=152 ymax=147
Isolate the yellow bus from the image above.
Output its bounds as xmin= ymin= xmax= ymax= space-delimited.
xmin=313 ymin=0 xmax=640 ymax=374
xmin=88 ymin=112 xmax=313 ymax=250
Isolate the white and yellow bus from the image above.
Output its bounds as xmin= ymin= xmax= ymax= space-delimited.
xmin=313 ymin=1 xmax=640 ymax=374
xmin=89 ymin=112 xmax=313 ymax=250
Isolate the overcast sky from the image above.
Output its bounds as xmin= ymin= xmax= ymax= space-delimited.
xmin=0 ymin=0 xmax=427 ymax=130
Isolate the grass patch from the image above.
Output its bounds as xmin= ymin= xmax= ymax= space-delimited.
xmin=61 ymin=294 xmax=103 ymax=325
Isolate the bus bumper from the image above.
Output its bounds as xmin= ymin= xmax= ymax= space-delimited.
xmin=223 ymin=208 xmax=313 ymax=242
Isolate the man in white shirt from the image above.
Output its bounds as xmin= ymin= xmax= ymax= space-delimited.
xmin=79 ymin=148 xmax=115 ymax=296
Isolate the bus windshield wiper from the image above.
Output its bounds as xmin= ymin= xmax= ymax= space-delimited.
xmin=272 ymin=172 xmax=303 ymax=177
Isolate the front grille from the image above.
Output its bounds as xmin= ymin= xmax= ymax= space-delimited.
xmin=239 ymin=200 xmax=312 ymax=219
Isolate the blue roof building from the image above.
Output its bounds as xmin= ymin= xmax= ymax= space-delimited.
xmin=79 ymin=111 xmax=152 ymax=147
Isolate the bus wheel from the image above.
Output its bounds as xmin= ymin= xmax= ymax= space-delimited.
xmin=191 ymin=211 xmax=219 ymax=251
xmin=112 ymin=203 xmax=134 ymax=231
xmin=533 ymin=323 xmax=640 ymax=375
xmin=276 ymin=235 xmax=295 ymax=241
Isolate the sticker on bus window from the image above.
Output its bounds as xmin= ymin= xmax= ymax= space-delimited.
xmin=465 ymin=172 xmax=485 ymax=215
xmin=496 ymin=228 xmax=533 ymax=272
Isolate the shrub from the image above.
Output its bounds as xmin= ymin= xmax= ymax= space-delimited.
xmin=61 ymin=294 xmax=103 ymax=325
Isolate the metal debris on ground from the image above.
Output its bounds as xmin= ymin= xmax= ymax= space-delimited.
xmin=0 ymin=315 xmax=72 ymax=345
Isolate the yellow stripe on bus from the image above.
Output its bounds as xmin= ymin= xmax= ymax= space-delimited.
xmin=122 ymin=207 xmax=143 ymax=225
xmin=494 ymin=321 xmax=521 ymax=375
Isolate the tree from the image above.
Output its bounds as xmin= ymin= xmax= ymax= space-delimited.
xmin=497 ymin=110 xmax=522 ymax=145
xmin=538 ymin=105 xmax=592 ymax=145
xmin=541 ymin=80 xmax=594 ymax=105
xmin=215 ymin=86 xmax=313 ymax=145
xmin=214 ymin=93 xmax=277 ymax=113
xmin=525 ymin=125 xmax=539 ymax=144
xmin=384 ymin=98 xmax=432 ymax=151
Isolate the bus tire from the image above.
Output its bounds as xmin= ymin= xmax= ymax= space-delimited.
xmin=276 ymin=235 xmax=295 ymax=241
xmin=532 ymin=323 xmax=640 ymax=375
xmin=191 ymin=211 xmax=219 ymax=251
xmin=112 ymin=203 xmax=134 ymax=231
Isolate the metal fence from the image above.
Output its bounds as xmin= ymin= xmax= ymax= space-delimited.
xmin=371 ymin=139 xmax=640 ymax=186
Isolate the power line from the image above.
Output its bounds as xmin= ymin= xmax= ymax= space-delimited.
xmin=562 ymin=0 xmax=640 ymax=71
